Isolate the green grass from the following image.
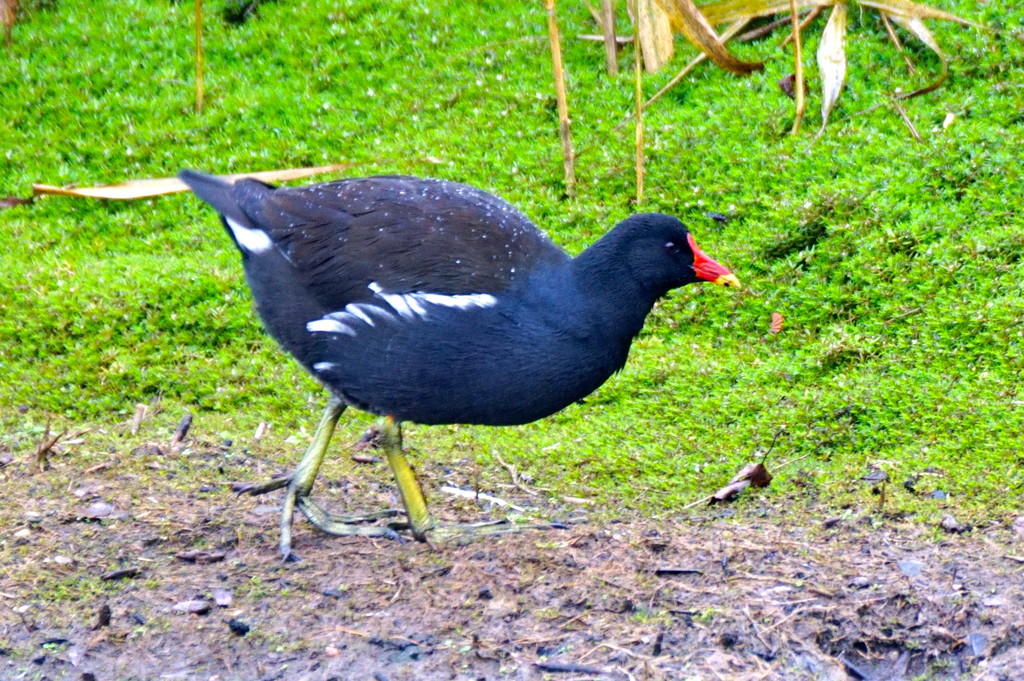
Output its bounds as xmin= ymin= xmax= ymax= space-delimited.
xmin=1 ymin=0 xmax=1022 ymax=522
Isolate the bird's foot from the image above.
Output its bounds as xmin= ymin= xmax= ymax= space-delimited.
xmin=419 ymin=519 xmax=568 ymax=546
xmin=234 ymin=476 xmax=291 ymax=496
xmin=297 ymin=495 xmax=403 ymax=532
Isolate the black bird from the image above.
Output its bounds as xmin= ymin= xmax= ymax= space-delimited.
xmin=180 ymin=170 xmax=740 ymax=558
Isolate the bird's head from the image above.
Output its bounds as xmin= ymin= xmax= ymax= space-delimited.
xmin=617 ymin=213 xmax=741 ymax=295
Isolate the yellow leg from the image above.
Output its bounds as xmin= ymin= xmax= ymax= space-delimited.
xmin=238 ymin=398 xmax=400 ymax=560
xmin=382 ymin=416 xmax=434 ymax=540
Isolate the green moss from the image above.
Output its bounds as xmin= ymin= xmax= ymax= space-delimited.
xmin=1 ymin=0 xmax=1021 ymax=521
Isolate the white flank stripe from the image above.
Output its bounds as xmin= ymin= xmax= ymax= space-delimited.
xmin=306 ymin=319 xmax=356 ymax=336
xmin=226 ymin=217 xmax=273 ymax=254
xmin=381 ymin=291 xmax=415 ymax=319
xmin=368 ymin=281 xmax=497 ymax=316
xmin=343 ymin=304 xmax=378 ymax=326
xmin=418 ymin=291 xmax=497 ymax=309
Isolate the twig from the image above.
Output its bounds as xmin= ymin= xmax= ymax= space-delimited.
xmin=439 ymin=485 xmax=526 ymax=513
xmin=743 ymin=606 xmax=774 ymax=652
xmin=760 ymin=428 xmax=786 ymax=464
xmin=545 ymin=0 xmax=575 ymax=196
xmin=883 ymin=306 xmax=922 ymax=325
xmin=35 ymin=421 xmax=68 ymax=472
xmin=494 ymin=453 xmax=538 ymax=496
xmin=879 ymin=11 xmax=916 ymax=74
xmin=680 ymin=494 xmax=714 ymax=511
xmin=774 ymin=452 xmax=811 ymax=469
xmin=890 ymin=95 xmax=922 ymax=142
xmin=130 ymin=404 xmax=146 ymax=436
xmin=735 ymin=14 xmax=792 ymax=43
xmin=780 ymin=7 xmax=821 ymax=47
xmin=1004 ymin=554 xmax=1024 ymax=564
xmin=535 ymin=661 xmax=607 ymax=674
xmin=789 ymin=0 xmax=805 ymax=134
xmin=600 ymin=0 xmax=618 ymax=76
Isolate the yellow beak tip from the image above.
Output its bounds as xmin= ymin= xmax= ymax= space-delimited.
xmin=715 ymin=273 xmax=742 ymax=289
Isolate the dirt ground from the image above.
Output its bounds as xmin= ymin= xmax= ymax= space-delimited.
xmin=2 ymin=430 xmax=1023 ymax=681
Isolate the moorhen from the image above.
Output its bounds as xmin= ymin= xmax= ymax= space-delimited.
xmin=179 ymin=170 xmax=740 ymax=558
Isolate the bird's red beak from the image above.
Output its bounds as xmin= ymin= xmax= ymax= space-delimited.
xmin=688 ymin=233 xmax=741 ymax=288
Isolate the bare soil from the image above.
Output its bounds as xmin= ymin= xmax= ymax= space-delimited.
xmin=2 ymin=432 xmax=1023 ymax=681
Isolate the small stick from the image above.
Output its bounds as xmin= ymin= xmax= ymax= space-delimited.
xmin=171 ymin=413 xmax=193 ymax=445
xmin=879 ymin=11 xmax=916 ymax=74
xmin=535 ymin=661 xmax=607 ymax=674
xmin=890 ymin=95 xmax=922 ymax=142
xmin=789 ymin=0 xmax=806 ymax=134
xmin=780 ymin=7 xmax=821 ymax=47
xmin=130 ymin=404 xmax=147 ymax=436
xmin=545 ymin=0 xmax=576 ymax=195
xmin=600 ymin=0 xmax=618 ymax=76
xmin=634 ymin=30 xmax=644 ymax=204
xmin=35 ymin=421 xmax=67 ymax=472
xmin=883 ymin=306 xmax=922 ymax=325
xmin=195 ymin=0 xmax=204 ymax=114
xmin=439 ymin=485 xmax=526 ymax=513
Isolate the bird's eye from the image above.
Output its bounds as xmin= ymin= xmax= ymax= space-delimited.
xmin=664 ymin=241 xmax=681 ymax=254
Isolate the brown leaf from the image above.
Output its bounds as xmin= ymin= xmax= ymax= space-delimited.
xmin=709 ymin=479 xmax=750 ymax=504
xmin=32 ymin=163 xmax=357 ymax=201
xmin=734 ymin=462 xmax=773 ymax=488
xmin=769 ymin=312 xmax=784 ymax=334
xmin=709 ymin=461 xmax=773 ymax=504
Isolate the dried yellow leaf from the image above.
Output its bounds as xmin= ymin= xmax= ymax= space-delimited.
xmin=657 ymin=0 xmax=764 ymax=74
xmin=33 ymin=164 xmax=356 ymax=200
xmin=817 ymin=3 xmax=848 ymax=128
xmin=629 ymin=0 xmax=675 ymax=72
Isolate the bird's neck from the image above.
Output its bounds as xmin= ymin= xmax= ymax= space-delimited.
xmin=572 ymin=232 xmax=660 ymax=345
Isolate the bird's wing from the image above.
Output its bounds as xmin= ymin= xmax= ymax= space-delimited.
xmin=224 ymin=175 xmax=566 ymax=305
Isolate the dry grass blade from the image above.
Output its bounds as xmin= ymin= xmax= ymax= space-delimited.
xmin=656 ymin=0 xmax=763 ymax=73
xmin=544 ymin=0 xmax=576 ymax=195
xmin=634 ymin=31 xmax=644 ymax=203
xmin=700 ymin=0 xmax=828 ymax=25
xmin=601 ymin=0 xmax=620 ymax=75
xmin=816 ymin=2 xmax=848 ymax=131
xmin=630 ymin=0 xmax=675 ymax=72
xmin=33 ymin=163 xmax=358 ymax=200
xmin=789 ymin=0 xmax=806 ymax=134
